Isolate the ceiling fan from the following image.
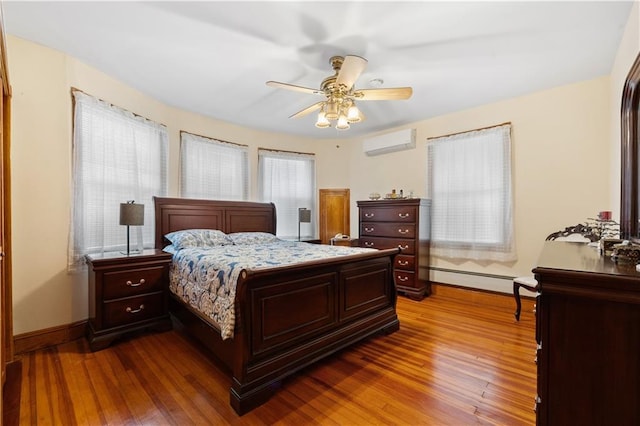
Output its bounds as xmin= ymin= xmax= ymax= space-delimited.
xmin=266 ymin=55 xmax=413 ymax=130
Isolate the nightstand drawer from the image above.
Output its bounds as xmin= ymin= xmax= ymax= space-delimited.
xmin=103 ymin=293 xmax=165 ymax=329
xmin=103 ymin=265 xmax=166 ymax=300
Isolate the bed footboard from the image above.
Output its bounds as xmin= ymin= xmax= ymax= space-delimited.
xmin=229 ymin=248 xmax=400 ymax=414
xmin=154 ymin=197 xmax=400 ymax=415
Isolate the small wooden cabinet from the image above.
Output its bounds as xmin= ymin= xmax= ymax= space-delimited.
xmin=357 ymin=199 xmax=430 ymax=300
xmin=86 ymin=249 xmax=172 ymax=351
xmin=330 ymin=237 xmax=357 ymax=247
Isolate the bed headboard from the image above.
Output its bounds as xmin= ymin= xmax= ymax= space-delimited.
xmin=154 ymin=196 xmax=277 ymax=249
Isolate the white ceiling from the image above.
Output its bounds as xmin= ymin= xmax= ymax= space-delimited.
xmin=3 ymin=1 xmax=634 ymax=139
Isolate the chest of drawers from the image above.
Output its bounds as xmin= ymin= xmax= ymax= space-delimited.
xmin=532 ymin=242 xmax=640 ymax=424
xmin=357 ymin=199 xmax=431 ymax=300
xmin=86 ymin=249 xmax=173 ymax=351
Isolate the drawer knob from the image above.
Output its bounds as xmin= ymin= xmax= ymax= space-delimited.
xmin=398 ymin=244 xmax=409 ymax=250
xmin=398 ymin=213 xmax=410 ymax=218
xmin=364 ymin=227 xmax=374 ymax=233
xmin=126 ymin=304 xmax=145 ymax=314
xmin=397 ymin=275 xmax=409 ymax=282
xmin=364 ymin=213 xmax=375 ymax=218
xmin=398 ymin=229 xmax=409 ymax=234
xmin=364 ymin=242 xmax=375 ymax=247
xmin=126 ymin=278 xmax=146 ymax=287
xmin=398 ymin=260 xmax=409 ymax=266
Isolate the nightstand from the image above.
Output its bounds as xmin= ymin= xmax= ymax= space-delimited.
xmin=301 ymin=239 xmax=321 ymax=244
xmin=85 ymin=249 xmax=173 ymax=351
xmin=330 ymin=237 xmax=357 ymax=247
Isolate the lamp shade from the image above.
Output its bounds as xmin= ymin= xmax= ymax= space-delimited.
xmin=120 ymin=202 xmax=144 ymax=226
xmin=298 ymin=208 xmax=311 ymax=223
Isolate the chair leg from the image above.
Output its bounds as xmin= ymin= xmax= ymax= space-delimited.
xmin=513 ymin=281 xmax=522 ymax=321
xmin=513 ymin=281 xmax=540 ymax=321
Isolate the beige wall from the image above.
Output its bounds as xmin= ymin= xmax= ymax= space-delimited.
xmin=8 ymin=35 xmax=350 ymax=335
xmin=347 ymin=77 xmax=612 ymax=292
xmin=9 ymin=18 xmax=639 ymax=334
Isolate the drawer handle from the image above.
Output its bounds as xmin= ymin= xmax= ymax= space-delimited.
xmin=126 ymin=304 xmax=145 ymax=314
xmin=397 ymin=275 xmax=409 ymax=282
xmin=398 ymin=213 xmax=410 ymax=218
xmin=364 ymin=242 xmax=375 ymax=247
xmin=398 ymin=229 xmax=409 ymax=234
xmin=364 ymin=213 xmax=375 ymax=218
xmin=398 ymin=260 xmax=409 ymax=266
xmin=364 ymin=227 xmax=375 ymax=233
xmin=126 ymin=278 xmax=146 ymax=287
xmin=398 ymin=244 xmax=409 ymax=250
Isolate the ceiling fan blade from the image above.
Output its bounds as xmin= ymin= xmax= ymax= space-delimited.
xmin=336 ymin=55 xmax=367 ymax=90
xmin=266 ymin=81 xmax=323 ymax=95
xmin=289 ymin=102 xmax=323 ymax=119
xmin=356 ymin=87 xmax=413 ymax=101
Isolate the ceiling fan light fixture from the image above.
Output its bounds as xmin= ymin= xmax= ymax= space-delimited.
xmin=336 ymin=114 xmax=350 ymax=130
xmin=347 ymin=103 xmax=361 ymax=123
xmin=315 ymin=110 xmax=331 ymax=128
xmin=266 ymin=54 xmax=412 ymax=131
xmin=325 ymin=101 xmax=339 ymax=120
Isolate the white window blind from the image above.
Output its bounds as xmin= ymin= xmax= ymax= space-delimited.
xmin=258 ymin=149 xmax=316 ymax=239
xmin=427 ymin=123 xmax=515 ymax=261
xmin=180 ymin=132 xmax=249 ymax=200
xmin=68 ymin=91 xmax=168 ymax=270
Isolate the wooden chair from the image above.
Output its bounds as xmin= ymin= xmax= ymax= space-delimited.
xmin=513 ymin=224 xmax=599 ymax=321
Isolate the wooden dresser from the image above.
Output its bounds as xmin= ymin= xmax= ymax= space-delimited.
xmin=533 ymin=241 xmax=640 ymax=425
xmin=357 ymin=199 xmax=430 ymax=300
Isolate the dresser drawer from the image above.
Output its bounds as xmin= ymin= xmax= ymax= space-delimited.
xmin=360 ymin=207 xmax=416 ymax=223
xmin=361 ymin=222 xmax=416 ymax=238
xmin=395 ymin=270 xmax=416 ymax=288
xmin=360 ymin=237 xmax=415 ymax=254
xmin=102 ymin=265 xmax=166 ymax=300
xmin=394 ymin=254 xmax=415 ymax=271
xmin=102 ymin=293 xmax=165 ymax=329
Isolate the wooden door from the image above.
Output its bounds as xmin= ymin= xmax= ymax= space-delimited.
xmin=0 ymin=6 xmax=11 ymax=419
xmin=319 ymin=189 xmax=350 ymax=244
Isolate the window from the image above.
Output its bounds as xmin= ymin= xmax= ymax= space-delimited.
xmin=180 ymin=132 xmax=248 ymax=200
xmin=258 ymin=149 xmax=316 ymax=239
xmin=68 ymin=91 xmax=168 ymax=270
xmin=427 ymin=123 xmax=515 ymax=261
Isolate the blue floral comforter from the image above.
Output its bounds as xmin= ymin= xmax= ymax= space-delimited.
xmin=166 ymin=241 xmax=375 ymax=340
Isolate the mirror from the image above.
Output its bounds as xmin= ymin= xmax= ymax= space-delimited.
xmin=621 ymin=52 xmax=640 ymax=240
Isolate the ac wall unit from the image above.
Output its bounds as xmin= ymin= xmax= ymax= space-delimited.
xmin=363 ymin=128 xmax=416 ymax=156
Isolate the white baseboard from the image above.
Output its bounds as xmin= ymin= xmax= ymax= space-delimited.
xmin=427 ymin=267 xmax=516 ymax=294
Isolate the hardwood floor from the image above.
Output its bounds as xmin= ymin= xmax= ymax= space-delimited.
xmin=12 ymin=289 xmax=537 ymax=425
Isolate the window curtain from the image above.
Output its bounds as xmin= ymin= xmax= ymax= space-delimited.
xmin=68 ymin=91 xmax=168 ymax=271
xmin=258 ymin=149 xmax=316 ymax=239
xmin=180 ymin=132 xmax=248 ymax=200
xmin=427 ymin=124 xmax=515 ymax=262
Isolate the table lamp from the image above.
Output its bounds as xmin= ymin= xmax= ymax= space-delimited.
xmin=298 ymin=207 xmax=311 ymax=241
xmin=120 ymin=200 xmax=144 ymax=255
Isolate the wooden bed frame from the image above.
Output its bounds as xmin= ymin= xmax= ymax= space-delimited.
xmin=154 ymin=196 xmax=400 ymax=415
